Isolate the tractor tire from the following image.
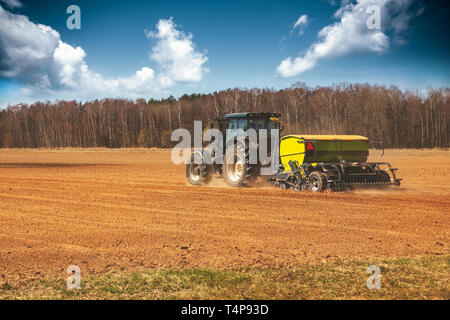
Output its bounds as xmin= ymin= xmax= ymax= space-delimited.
xmin=186 ymin=153 xmax=211 ymax=185
xmin=308 ymin=171 xmax=326 ymax=192
xmin=223 ymin=144 xmax=249 ymax=187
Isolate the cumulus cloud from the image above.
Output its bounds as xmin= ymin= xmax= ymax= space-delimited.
xmin=276 ymin=0 xmax=421 ymax=78
xmin=52 ymin=41 xmax=87 ymax=88
xmin=0 ymin=5 xmax=208 ymax=102
xmin=146 ymin=18 xmax=208 ymax=85
xmin=293 ymin=15 xmax=308 ymax=35
xmin=0 ymin=5 xmax=59 ymax=85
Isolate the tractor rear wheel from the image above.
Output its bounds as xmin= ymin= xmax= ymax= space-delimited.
xmin=308 ymin=171 xmax=326 ymax=192
xmin=223 ymin=145 xmax=248 ymax=187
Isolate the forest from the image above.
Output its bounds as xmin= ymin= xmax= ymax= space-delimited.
xmin=0 ymin=83 xmax=448 ymax=149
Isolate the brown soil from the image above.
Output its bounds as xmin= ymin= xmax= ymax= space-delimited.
xmin=0 ymin=148 xmax=448 ymax=284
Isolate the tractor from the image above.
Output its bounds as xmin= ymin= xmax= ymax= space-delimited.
xmin=186 ymin=112 xmax=281 ymax=187
xmin=185 ymin=112 xmax=401 ymax=191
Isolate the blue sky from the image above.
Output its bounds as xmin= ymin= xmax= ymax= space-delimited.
xmin=0 ymin=0 xmax=448 ymax=107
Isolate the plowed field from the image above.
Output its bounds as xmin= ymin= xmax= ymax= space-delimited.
xmin=0 ymin=148 xmax=448 ymax=284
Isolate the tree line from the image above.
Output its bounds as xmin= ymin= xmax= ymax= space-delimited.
xmin=0 ymin=83 xmax=448 ymax=149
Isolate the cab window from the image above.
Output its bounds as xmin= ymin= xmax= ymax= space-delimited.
xmin=248 ymin=119 xmax=277 ymax=130
xmin=227 ymin=119 xmax=237 ymax=130
xmin=228 ymin=119 xmax=247 ymax=130
xmin=237 ymin=119 xmax=247 ymax=130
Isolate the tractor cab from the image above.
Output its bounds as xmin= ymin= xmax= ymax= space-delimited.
xmin=222 ymin=112 xmax=281 ymax=146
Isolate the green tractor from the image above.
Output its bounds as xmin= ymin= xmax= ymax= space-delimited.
xmin=185 ymin=112 xmax=401 ymax=191
xmin=186 ymin=112 xmax=281 ymax=187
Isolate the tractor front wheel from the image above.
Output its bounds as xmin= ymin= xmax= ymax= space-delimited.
xmin=186 ymin=153 xmax=211 ymax=185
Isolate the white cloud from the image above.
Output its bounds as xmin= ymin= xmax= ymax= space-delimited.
xmin=0 ymin=0 xmax=22 ymax=9
xmin=0 ymin=5 xmax=59 ymax=85
xmin=53 ymin=41 xmax=86 ymax=66
xmin=0 ymin=6 xmax=208 ymax=102
xmin=53 ymin=41 xmax=86 ymax=87
xmin=293 ymin=15 xmax=308 ymax=35
xmin=49 ymin=42 xmax=155 ymax=95
xmin=276 ymin=0 xmax=420 ymax=78
xmin=146 ymin=18 xmax=208 ymax=83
